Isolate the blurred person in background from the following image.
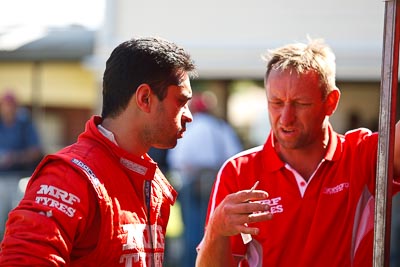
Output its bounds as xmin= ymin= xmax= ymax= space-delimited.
xmin=0 ymin=36 xmax=197 ymax=266
xmin=167 ymin=91 xmax=243 ymax=267
xmin=0 ymin=90 xmax=42 ymax=173
xmin=0 ymin=90 xmax=43 ymax=239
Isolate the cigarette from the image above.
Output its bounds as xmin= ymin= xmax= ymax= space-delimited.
xmin=249 ymin=181 xmax=259 ymax=192
xmin=241 ymin=181 xmax=259 ymax=244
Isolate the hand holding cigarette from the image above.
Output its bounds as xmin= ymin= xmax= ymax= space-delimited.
xmin=202 ymin=180 xmax=271 ymax=247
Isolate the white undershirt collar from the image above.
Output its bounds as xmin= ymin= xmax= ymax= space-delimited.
xmin=285 ymin=159 xmax=325 ymax=197
xmin=97 ymin=124 xmax=118 ymax=146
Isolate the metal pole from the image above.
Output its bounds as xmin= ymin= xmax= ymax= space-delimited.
xmin=373 ymin=0 xmax=399 ymax=266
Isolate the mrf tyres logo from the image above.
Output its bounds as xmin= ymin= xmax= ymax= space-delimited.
xmin=35 ymin=184 xmax=80 ymax=217
xmin=256 ymin=196 xmax=283 ymax=214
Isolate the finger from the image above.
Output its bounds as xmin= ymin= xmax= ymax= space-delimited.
xmin=238 ymin=210 xmax=273 ymax=225
xmin=228 ymin=209 xmax=272 ymax=227
xmin=248 ymin=211 xmax=273 ymax=223
xmin=237 ymin=224 xmax=260 ymax=236
xmin=238 ymin=212 xmax=273 ymax=237
xmin=233 ymin=190 xmax=269 ymax=203
xmin=233 ymin=200 xmax=270 ymax=215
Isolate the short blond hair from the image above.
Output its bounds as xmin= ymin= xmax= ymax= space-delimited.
xmin=262 ymin=37 xmax=337 ymax=99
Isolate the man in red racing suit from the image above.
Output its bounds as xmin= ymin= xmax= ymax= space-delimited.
xmin=2 ymin=116 xmax=176 ymax=266
xmin=0 ymin=37 xmax=197 ymax=266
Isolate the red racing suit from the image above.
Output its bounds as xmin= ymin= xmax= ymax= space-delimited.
xmin=202 ymin=125 xmax=400 ymax=267
xmin=0 ymin=116 xmax=177 ymax=267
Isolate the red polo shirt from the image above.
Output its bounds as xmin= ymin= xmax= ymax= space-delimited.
xmin=204 ymin=125 xmax=400 ymax=267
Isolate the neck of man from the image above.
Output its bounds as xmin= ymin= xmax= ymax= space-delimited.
xmin=276 ymin=134 xmax=329 ymax=182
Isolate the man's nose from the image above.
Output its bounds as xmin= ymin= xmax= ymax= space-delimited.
xmin=183 ymin=105 xmax=193 ymax=122
xmin=279 ymin=104 xmax=295 ymax=125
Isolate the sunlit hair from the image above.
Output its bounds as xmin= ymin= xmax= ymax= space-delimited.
xmin=262 ymin=37 xmax=337 ymax=100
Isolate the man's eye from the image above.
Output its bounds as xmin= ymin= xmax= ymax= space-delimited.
xmin=179 ymin=99 xmax=188 ymax=107
xmin=296 ymin=102 xmax=311 ymax=107
xmin=269 ymin=101 xmax=283 ymax=106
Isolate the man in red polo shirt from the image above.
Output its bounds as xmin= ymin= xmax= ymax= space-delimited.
xmin=196 ymin=38 xmax=400 ymax=267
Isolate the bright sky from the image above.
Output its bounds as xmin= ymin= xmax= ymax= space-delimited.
xmin=0 ymin=0 xmax=105 ymax=30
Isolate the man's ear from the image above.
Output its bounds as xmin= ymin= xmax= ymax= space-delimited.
xmin=325 ymin=88 xmax=340 ymax=116
xmin=135 ymin=84 xmax=152 ymax=113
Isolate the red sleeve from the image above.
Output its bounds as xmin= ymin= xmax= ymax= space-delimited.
xmin=348 ymin=130 xmax=400 ymax=195
xmin=0 ymin=160 xmax=99 ymax=266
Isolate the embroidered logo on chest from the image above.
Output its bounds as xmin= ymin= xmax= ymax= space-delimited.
xmin=323 ymin=182 xmax=349 ymax=195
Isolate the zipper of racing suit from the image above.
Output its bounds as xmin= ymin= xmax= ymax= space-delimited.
xmin=144 ymin=179 xmax=155 ymax=267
